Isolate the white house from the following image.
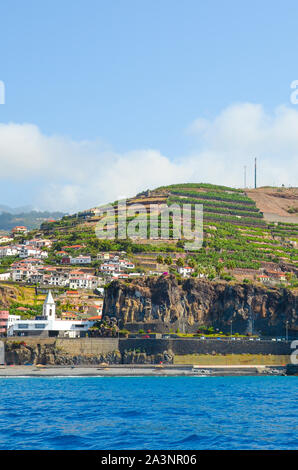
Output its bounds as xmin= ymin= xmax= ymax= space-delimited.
xmin=0 ymin=246 xmax=19 ymax=257
xmin=100 ymin=263 xmax=118 ymax=273
xmin=29 ymin=271 xmax=45 ymax=284
xmin=19 ymin=245 xmax=48 ymax=259
xmin=7 ymin=290 xmax=95 ymax=337
xmin=12 ymin=226 xmax=28 ymax=236
xmin=124 ymin=261 xmax=135 ymax=269
xmin=0 ymin=236 xmax=13 ymax=244
xmin=0 ymin=272 xmax=11 ymax=281
xmin=177 ymin=266 xmax=194 ymax=277
xmin=70 ymin=255 xmax=91 ymax=265
xmin=11 ymin=266 xmax=32 ymax=282
xmin=24 ymin=239 xmax=52 ymax=248
xmin=69 ymin=273 xmax=98 ymax=290
xmin=46 ymin=270 xmax=70 ymax=287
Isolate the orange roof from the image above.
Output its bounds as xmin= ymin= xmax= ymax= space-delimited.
xmin=88 ymin=315 xmax=102 ymax=320
xmin=61 ymin=312 xmax=77 ymax=318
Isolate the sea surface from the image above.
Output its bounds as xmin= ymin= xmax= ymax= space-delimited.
xmin=0 ymin=376 xmax=297 ymax=450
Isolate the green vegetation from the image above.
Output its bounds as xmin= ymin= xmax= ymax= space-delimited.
xmin=9 ymin=302 xmax=42 ymax=318
xmin=0 ymin=256 xmax=18 ymax=273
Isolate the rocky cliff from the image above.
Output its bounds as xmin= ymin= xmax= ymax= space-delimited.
xmin=103 ymin=275 xmax=298 ymax=336
xmin=0 ymin=284 xmax=18 ymax=308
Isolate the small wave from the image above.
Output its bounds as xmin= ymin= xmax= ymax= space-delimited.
xmin=47 ymin=434 xmax=87 ymax=448
xmin=119 ymin=410 xmax=143 ymax=417
xmin=174 ymin=433 xmax=202 ymax=444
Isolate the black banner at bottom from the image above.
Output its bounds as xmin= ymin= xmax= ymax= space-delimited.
xmin=0 ymin=450 xmax=296 ymax=466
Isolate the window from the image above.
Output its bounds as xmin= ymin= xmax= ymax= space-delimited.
xmin=35 ymin=324 xmax=46 ymax=329
xmin=18 ymin=324 xmax=28 ymax=329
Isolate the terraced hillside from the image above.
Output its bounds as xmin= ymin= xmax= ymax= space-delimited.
xmin=35 ymin=183 xmax=297 ymax=278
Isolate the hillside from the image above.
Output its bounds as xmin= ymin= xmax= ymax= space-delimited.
xmin=33 ymin=183 xmax=298 ymax=279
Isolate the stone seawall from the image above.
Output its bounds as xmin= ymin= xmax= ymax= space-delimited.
xmin=119 ymin=338 xmax=292 ymax=355
xmin=55 ymin=338 xmax=119 ymax=355
xmin=119 ymin=339 xmax=292 ymax=365
xmin=2 ymin=337 xmax=293 ymax=365
xmin=3 ymin=338 xmax=121 ymax=365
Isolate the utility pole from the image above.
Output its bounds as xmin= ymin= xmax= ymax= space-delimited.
xmin=254 ymin=158 xmax=257 ymax=189
xmin=244 ymin=165 xmax=247 ymax=188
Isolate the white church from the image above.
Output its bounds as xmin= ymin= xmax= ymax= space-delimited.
xmin=7 ymin=290 xmax=95 ymax=338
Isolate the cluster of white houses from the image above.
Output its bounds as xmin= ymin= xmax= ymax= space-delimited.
xmin=0 ymin=249 xmax=139 ymax=290
xmin=0 ymin=238 xmax=52 ymax=259
xmin=0 ymin=230 xmax=140 ymax=288
xmin=6 ymin=260 xmax=102 ymax=289
xmin=99 ymin=254 xmax=135 ymax=275
xmin=6 ymin=290 xmax=95 ymax=337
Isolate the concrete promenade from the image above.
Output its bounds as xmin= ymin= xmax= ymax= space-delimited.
xmin=0 ymin=364 xmax=286 ymax=377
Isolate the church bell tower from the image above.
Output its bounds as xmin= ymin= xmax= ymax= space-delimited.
xmin=43 ymin=290 xmax=56 ymax=320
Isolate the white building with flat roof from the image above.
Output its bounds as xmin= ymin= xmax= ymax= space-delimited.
xmin=7 ymin=291 xmax=94 ymax=338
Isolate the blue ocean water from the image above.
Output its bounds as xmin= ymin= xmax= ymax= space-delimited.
xmin=0 ymin=376 xmax=297 ymax=450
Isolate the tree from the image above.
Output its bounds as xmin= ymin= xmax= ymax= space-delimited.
xmin=176 ymin=240 xmax=184 ymax=249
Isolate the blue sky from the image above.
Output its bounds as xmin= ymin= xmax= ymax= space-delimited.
xmin=0 ymin=1 xmax=297 ymax=211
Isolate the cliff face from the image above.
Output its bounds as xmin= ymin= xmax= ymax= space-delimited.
xmin=103 ymin=275 xmax=298 ymax=336
xmin=0 ymin=284 xmax=18 ymax=308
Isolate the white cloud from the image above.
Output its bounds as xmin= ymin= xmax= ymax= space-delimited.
xmin=0 ymin=103 xmax=297 ymax=212
xmin=187 ymin=103 xmax=298 ymax=188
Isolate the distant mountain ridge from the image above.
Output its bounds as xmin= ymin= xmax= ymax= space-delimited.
xmin=0 ymin=204 xmax=34 ymax=214
xmin=0 ymin=209 xmax=66 ymax=232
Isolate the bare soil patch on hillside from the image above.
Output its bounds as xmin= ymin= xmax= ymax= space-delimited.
xmin=246 ymin=187 xmax=298 ymax=222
